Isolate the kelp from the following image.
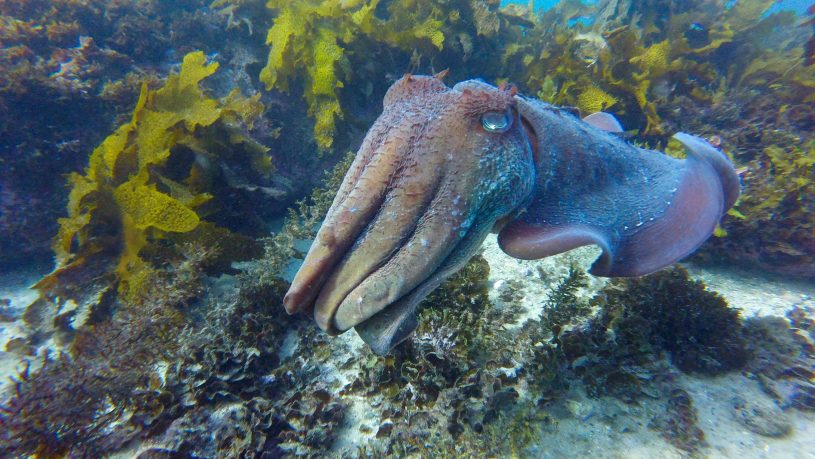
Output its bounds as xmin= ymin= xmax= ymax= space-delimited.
xmin=0 ymin=0 xmax=229 ymax=268
xmin=256 ymin=0 xmax=537 ymax=152
xmin=259 ymin=0 xmax=447 ymax=150
xmin=36 ymin=51 xmax=267 ymax=304
xmin=499 ymin=0 xmax=812 ymax=136
xmin=708 ymin=137 xmax=815 ymax=274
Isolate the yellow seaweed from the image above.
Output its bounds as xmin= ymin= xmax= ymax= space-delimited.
xmin=576 ymin=86 xmax=618 ymax=114
xmin=42 ymin=51 xmax=267 ymax=301
xmin=259 ymin=0 xmax=447 ymax=151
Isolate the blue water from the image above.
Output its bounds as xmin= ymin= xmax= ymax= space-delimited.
xmin=502 ymin=0 xmax=812 ymax=14
xmin=501 ymin=0 xmax=560 ymax=11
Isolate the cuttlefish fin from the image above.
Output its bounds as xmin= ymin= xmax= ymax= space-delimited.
xmin=498 ymin=131 xmax=739 ymax=277
xmin=582 ymin=112 xmax=624 ymax=133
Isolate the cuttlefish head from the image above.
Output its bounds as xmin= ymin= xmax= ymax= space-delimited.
xmin=283 ymin=74 xmax=536 ymax=352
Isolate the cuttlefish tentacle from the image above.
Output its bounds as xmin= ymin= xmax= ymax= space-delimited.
xmin=284 ymin=75 xmax=739 ymax=355
xmin=355 ymin=206 xmax=500 ymax=354
xmin=283 ymin=104 xmax=413 ymax=316
xmin=333 ymin=174 xmax=484 ymax=332
xmin=313 ymin=127 xmax=449 ymax=333
xmin=284 ymin=77 xmax=455 ymax=318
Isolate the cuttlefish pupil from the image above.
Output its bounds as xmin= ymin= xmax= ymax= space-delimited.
xmin=283 ymin=74 xmax=740 ymax=356
xmin=481 ymin=110 xmax=512 ymax=132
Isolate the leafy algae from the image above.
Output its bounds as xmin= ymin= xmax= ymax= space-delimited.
xmin=36 ymin=50 xmax=267 ymax=306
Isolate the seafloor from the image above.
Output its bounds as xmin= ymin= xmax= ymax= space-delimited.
xmin=1 ymin=241 xmax=814 ymax=457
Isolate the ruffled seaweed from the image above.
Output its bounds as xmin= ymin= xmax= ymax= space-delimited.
xmin=31 ymin=50 xmax=268 ymax=317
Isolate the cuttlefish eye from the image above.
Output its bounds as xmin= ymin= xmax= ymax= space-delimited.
xmin=481 ymin=110 xmax=512 ymax=133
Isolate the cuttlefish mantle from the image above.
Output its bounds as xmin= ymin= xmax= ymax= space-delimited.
xmin=282 ymin=74 xmax=740 ymax=355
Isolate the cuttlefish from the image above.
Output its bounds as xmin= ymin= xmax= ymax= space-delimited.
xmin=283 ymin=74 xmax=740 ymax=355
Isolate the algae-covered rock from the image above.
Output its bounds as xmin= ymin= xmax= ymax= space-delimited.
xmin=731 ymin=395 xmax=792 ymax=438
xmin=743 ymin=311 xmax=815 ymax=411
xmin=649 ymin=388 xmax=707 ymax=453
xmin=597 ymin=266 xmax=749 ymax=375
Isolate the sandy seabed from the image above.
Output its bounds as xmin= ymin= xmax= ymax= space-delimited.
xmin=1 ymin=236 xmax=813 ymax=458
xmin=480 ymin=235 xmax=815 ymax=459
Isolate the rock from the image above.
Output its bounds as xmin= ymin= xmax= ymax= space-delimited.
xmin=731 ymin=395 xmax=792 ymax=438
xmin=649 ymin=389 xmax=706 ymax=453
xmin=565 ymin=398 xmax=594 ymax=420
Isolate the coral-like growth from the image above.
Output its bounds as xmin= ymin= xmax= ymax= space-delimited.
xmin=596 ymin=267 xmax=749 ymax=375
xmin=150 ymin=277 xmax=348 ymax=457
xmin=0 ymin=353 xmax=134 ymax=457
xmin=0 ymin=243 xmax=212 ymax=457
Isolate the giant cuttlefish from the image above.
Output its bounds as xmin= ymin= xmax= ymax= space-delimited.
xmin=283 ymin=74 xmax=740 ymax=355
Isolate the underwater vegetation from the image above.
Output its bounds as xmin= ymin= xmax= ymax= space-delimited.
xmin=1 ymin=242 xmax=210 ymax=456
xmin=30 ymin=50 xmax=270 ymax=320
xmin=1 ymin=0 xmax=814 ymax=457
xmin=0 ymin=0 xmax=252 ymax=268
xmin=593 ymin=267 xmax=749 ymax=375
xmin=538 ymin=265 xmax=591 ymax=334
xmin=258 ymin=0 xmax=445 ymax=150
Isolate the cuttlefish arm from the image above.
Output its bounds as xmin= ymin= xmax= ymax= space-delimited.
xmin=498 ymin=97 xmax=740 ymax=277
xmin=283 ymin=76 xmax=536 ymax=354
xmin=283 ymin=76 xmax=739 ymax=355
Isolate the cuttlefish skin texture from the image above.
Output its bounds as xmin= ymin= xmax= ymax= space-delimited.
xmin=284 ymin=75 xmax=740 ymax=355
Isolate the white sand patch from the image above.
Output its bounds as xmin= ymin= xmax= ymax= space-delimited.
xmin=687 ymin=264 xmax=815 ymax=318
xmin=681 ymin=373 xmax=815 ymax=459
xmin=522 ymin=384 xmax=683 ymax=459
xmin=0 ymin=265 xmax=48 ymax=391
